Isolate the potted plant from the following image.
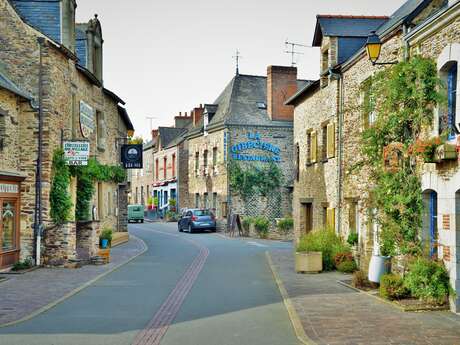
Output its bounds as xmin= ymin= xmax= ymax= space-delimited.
xmin=100 ymin=228 xmax=113 ymax=249
xmin=147 ymin=196 xmax=154 ymax=210
xmin=295 ymin=233 xmax=323 ymax=273
xmin=169 ymin=198 xmax=177 ymax=212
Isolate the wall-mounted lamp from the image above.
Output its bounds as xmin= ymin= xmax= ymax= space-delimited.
xmin=366 ymin=31 xmax=398 ymax=65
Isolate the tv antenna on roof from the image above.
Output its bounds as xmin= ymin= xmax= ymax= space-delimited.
xmin=233 ymin=50 xmax=242 ymax=75
xmin=146 ymin=116 xmax=156 ymax=132
xmin=284 ymin=40 xmax=312 ymax=67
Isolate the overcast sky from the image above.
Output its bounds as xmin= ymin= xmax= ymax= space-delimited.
xmin=77 ymin=0 xmax=405 ymax=140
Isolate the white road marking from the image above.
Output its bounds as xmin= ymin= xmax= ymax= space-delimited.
xmin=246 ymin=241 xmax=268 ymax=248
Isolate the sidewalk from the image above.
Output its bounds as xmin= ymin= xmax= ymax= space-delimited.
xmin=0 ymin=235 xmax=146 ymax=327
xmin=269 ymin=249 xmax=460 ymax=345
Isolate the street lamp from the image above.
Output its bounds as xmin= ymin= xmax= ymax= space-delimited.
xmin=366 ymin=31 xmax=397 ymax=65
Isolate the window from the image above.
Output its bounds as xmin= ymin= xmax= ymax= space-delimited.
xmin=361 ymin=78 xmax=376 ymax=129
xmin=141 ymin=186 xmax=144 ymax=205
xmin=195 ymin=193 xmax=200 ymax=208
xmin=163 ymin=156 xmax=167 ymax=179
xmin=212 ymin=193 xmax=218 ymax=210
xmin=212 ymin=147 xmax=218 ymax=167
xmin=195 ymin=152 xmax=199 ymax=173
xmin=446 ymin=63 xmax=458 ymax=139
xmin=164 ymin=191 xmax=168 ymax=206
xmin=193 ymin=209 xmax=212 ymax=216
xmin=96 ymin=111 xmax=106 ymax=151
xmin=323 ymin=207 xmax=328 ymax=226
xmin=327 ymin=122 xmax=336 ymax=159
xmin=203 ymin=193 xmax=209 ymax=208
xmin=155 ymin=159 xmax=159 ymax=181
xmin=107 ymin=191 xmax=112 ymax=216
xmin=203 ymin=150 xmax=208 ymax=168
xmin=172 ymin=154 xmax=176 ymax=177
xmin=321 ymin=125 xmax=328 ymax=161
xmin=135 ymin=187 xmax=138 ymax=204
xmin=310 ymin=130 xmax=318 ymax=163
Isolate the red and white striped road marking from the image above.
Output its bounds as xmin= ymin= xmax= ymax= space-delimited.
xmin=132 ymin=231 xmax=209 ymax=345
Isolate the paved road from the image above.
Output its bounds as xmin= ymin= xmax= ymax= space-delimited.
xmin=0 ymin=222 xmax=299 ymax=345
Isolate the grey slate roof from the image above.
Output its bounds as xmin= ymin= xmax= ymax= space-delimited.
xmin=376 ymin=0 xmax=433 ymax=35
xmin=188 ymin=74 xmax=312 ymax=136
xmin=158 ymin=127 xmax=187 ymax=149
xmin=313 ymin=15 xmax=389 ymax=46
xmin=0 ymin=70 xmax=32 ymax=100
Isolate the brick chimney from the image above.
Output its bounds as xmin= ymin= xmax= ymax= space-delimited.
xmin=175 ymin=111 xmax=193 ymax=129
xmin=267 ymin=66 xmax=298 ymax=121
xmin=151 ymin=129 xmax=159 ymax=140
xmin=191 ymin=104 xmax=204 ymax=127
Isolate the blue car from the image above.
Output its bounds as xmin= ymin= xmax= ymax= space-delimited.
xmin=178 ymin=209 xmax=216 ymax=233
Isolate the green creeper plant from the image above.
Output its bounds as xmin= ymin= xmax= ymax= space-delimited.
xmin=50 ymin=149 xmax=73 ymax=224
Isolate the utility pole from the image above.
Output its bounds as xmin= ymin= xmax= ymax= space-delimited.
xmin=284 ymin=40 xmax=312 ymax=67
xmin=35 ymin=37 xmax=45 ymax=266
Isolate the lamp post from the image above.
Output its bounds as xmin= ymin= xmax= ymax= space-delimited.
xmin=366 ymin=31 xmax=398 ymax=65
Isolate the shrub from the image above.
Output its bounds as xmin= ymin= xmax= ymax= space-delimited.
xmin=242 ymin=217 xmax=254 ymax=236
xmin=253 ymin=216 xmax=270 ymax=239
xmin=337 ymin=260 xmax=357 ymax=273
xmin=352 ymin=270 xmax=368 ymax=288
xmin=297 ymin=229 xmax=350 ymax=271
xmin=12 ymin=257 xmax=33 ymax=271
xmin=404 ymin=258 xmax=452 ymax=304
xmin=277 ymin=218 xmax=294 ymax=235
xmin=347 ymin=232 xmax=359 ymax=246
xmin=100 ymin=228 xmax=113 ymax=245
xmin=334 ymin=252 xmax=354 ymax=267
xmin=50 ymin=149 xmax=73 ymax=224
xmin=169 ymin=198 xmax=177 ymax=207
xmin=380 ymin=274 xmax=409 ymax=300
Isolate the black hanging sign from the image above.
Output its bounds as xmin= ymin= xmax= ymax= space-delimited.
xmin=121 ymin=144 xmax=143 ymax=169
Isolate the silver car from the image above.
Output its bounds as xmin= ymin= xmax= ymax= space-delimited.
xmin=178 ymin=209 xmax=217 ymax=233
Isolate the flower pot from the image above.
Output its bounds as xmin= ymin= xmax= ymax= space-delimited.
xmin=368 ymin=255 xmax=391 ymax=283
xmin=101 ymin=239 xmax=109 ymax=249
xmin=295 ymin=252 xmax=322 ymax=273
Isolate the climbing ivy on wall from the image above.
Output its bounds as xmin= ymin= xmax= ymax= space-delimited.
xmin=50 ymin=149 xmax=127 ymax=224
xmin=360 ymin=56 xmax=445 ymax=256
xmin=50 ymin=149 xmax=73 ymax=224
xmin=229 ymin=161 xmax=283 ymax=201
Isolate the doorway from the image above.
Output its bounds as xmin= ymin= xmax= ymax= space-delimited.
xmin=300 ymin=202 xmax=313 ymax=235
xmin=0 ymin=196 xmax=20 ymax=268
xmin=422 ymin=190 xmax=438 ymax=258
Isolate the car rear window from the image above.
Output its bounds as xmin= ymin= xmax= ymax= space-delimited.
xmin=193 ymin=210 xmax=211 ymax=216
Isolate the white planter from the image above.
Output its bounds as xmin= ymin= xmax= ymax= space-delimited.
xmin=368 ymin=255 xmax=391 ymax=283
xmin=295 ymin=252 xmax=322 ymax=273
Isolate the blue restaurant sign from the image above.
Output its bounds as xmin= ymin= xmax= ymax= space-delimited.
xmin=231 ymin=132 xmax=281 ymax=163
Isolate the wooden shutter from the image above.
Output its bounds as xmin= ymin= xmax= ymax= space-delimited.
xmin=327 ymin=208 xmax=335 ymax=230
xmin=327 ymin=122 xmax=335 ymax=158
xmin=311 ymin=131 xmax=318 ymax=163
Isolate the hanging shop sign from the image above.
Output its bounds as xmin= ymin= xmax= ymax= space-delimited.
xmin=121 ymin=144 xmax=143 ymax=169
xmin=80 ymin=101 xmax=95 ymax=138
xmin=231 ymin=132 xmax=281 ymax=163
xmin=63 ymin=141 xmax=90 ymax=166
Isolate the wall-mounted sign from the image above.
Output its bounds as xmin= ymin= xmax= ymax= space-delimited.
xmin=0 ymin=183 xmax=19 ymax=194
xmin=231 ymin=132 xmax=281 ymax=163
xmin=121 ymin=144 xmax=143 ymax=169
xmin=63 ymin=141 xmax=90 ymax=166
xmin=80 ymin=101 xmax=95 ymax=138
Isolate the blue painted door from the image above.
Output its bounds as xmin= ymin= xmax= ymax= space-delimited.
xmin=429 ymin=191 xmax=438 ymax=257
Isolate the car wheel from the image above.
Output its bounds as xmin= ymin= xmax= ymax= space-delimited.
xmin=178 ymin=224 xmax=183 ymax=232
xmin=141 ymin=219 xmax=144 ymax=223
xmin=188 ymin=224 xmax=193 ymax=233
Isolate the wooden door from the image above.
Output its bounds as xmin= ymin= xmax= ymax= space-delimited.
xmin=0 ymin=198 xmax=20 ymax=268
xmin=303 ymin=203 xmax=313 ymax=234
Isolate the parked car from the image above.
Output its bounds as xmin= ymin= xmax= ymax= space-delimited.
xmin=128 ymin=204 xmax=144 ymax=223
xmin=178 ymin=209 xmax=216 ymax=233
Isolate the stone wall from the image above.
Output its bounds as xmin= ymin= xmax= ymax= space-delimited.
xmin=0 ymin=0 xmax=129 ymax=264
xmin=76 ymin=221 xmax=100 ymax=261
xmin=43 ymin=222 xmax=76 ymax=266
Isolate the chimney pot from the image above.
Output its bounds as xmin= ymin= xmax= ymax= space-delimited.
xmin=267 ymin=65 xmax=298 ymax=121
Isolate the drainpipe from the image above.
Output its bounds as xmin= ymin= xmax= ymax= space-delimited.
xmin=403 ymin=24 xmax=410 ymax=62
xmin=34 ymin=37 xmax=45 ymax=266
xmin=330 ymin=68 xmax=344 ymax=234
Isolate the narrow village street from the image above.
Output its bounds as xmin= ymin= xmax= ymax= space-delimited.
xmin=0 ymin=223 xmax=300 ymax=345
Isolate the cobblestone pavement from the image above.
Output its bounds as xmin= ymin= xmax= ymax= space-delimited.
xmin=270 ymin=249 xmax=460 ymax=345
xmin=0 ymin=235 xmax=146 ymax=326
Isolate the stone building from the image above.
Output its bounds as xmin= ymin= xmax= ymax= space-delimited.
xmin=187 ymin=67 xmax=311 ymax=231
xmin=152 ymin=111 xmax=195 ymax=213
xmin=131 ymin=139 xmax=155 ymax=206
xmin=289 ymin=0 xmax=460 ymax=311
xmin=0 ymin=0 xmax=134 ymax=267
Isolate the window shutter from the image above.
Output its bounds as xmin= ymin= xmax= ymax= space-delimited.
xmin=311 ymin=131 xmax=317 ymax=163
xmin=327 ymin=208 xmax=336 ymax=230
xmin=327 ymin=122 xmax=335 ymax=158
